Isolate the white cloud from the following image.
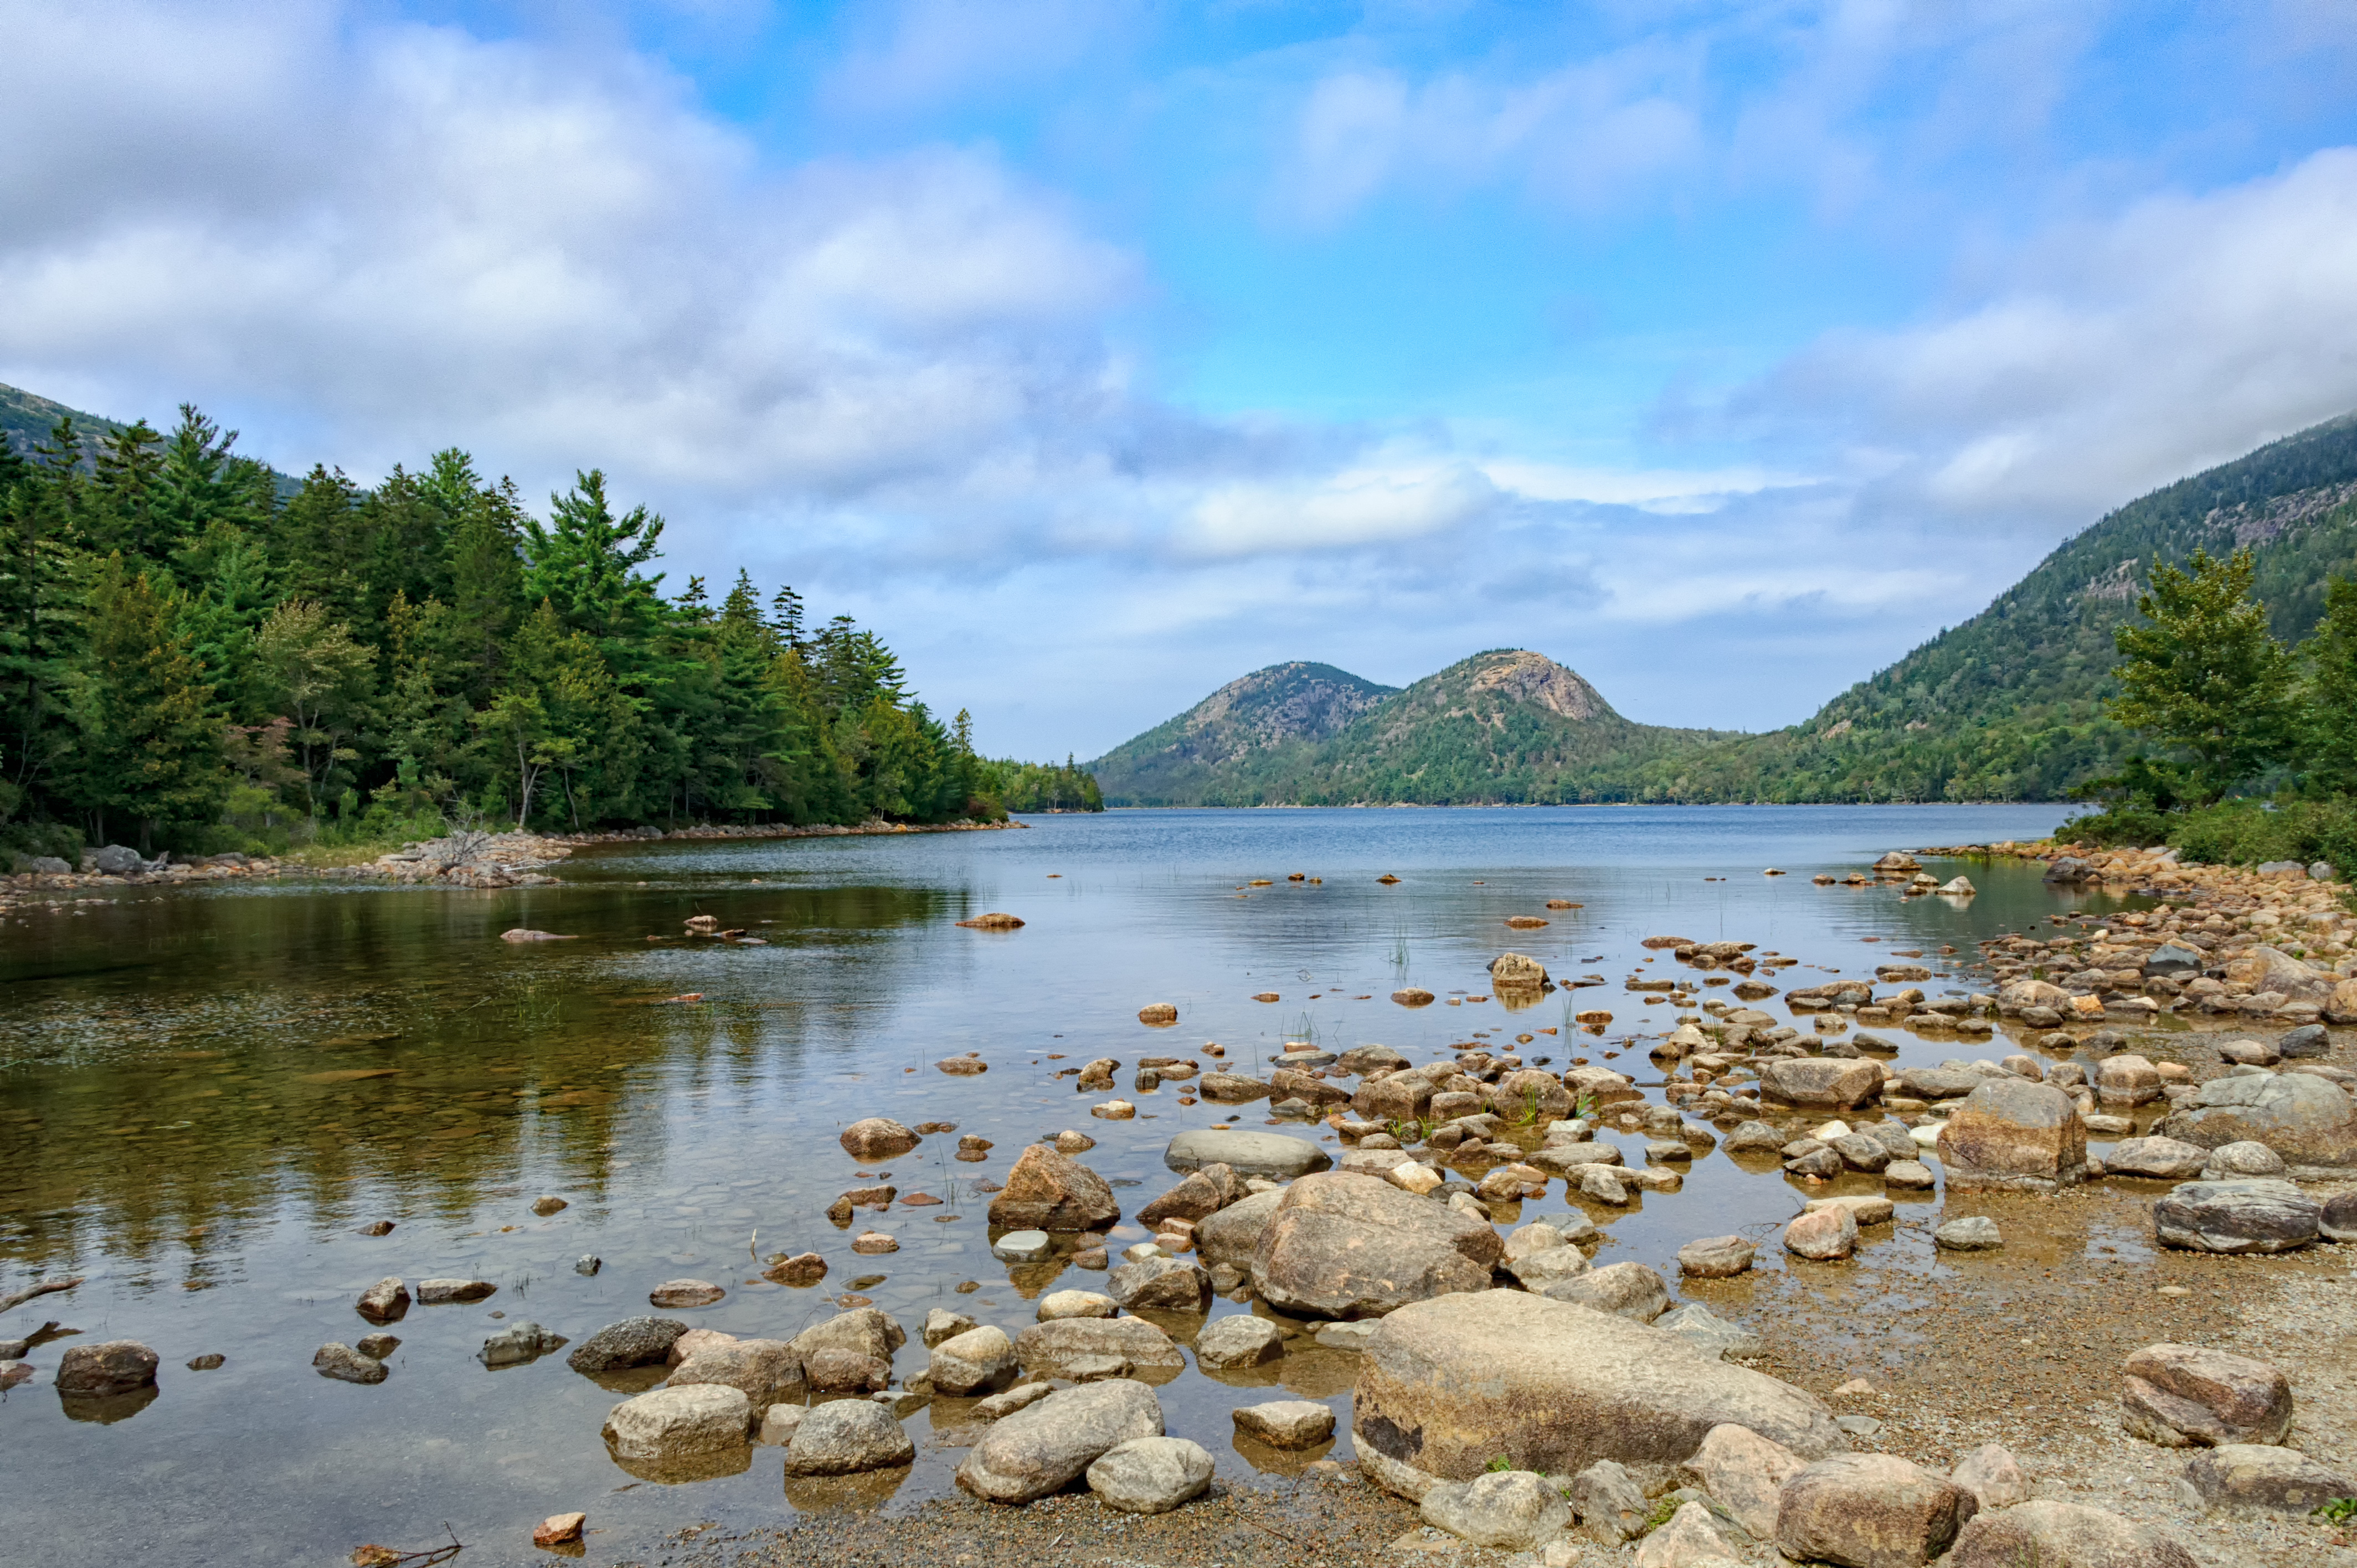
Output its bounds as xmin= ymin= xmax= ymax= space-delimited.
xmin=1481 ymin=458 xmax=1813 ymax=513
xmin=1754 ymin=146 xmax=2357 ymax=522
xmin=1183 ymin=459 xmax=1501 ymax=555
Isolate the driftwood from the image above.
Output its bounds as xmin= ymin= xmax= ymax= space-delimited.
xmin=0 ymin=1276 xmax=83 ymax=1316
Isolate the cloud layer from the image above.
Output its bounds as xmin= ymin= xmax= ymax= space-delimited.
xmin=2 ymin=2 xmax=2354 ymax=757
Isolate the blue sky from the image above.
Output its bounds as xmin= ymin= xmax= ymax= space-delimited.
xmin=5 ymin=2 xmax=2357 ymax=758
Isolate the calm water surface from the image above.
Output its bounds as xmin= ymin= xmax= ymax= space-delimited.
xmin=3 ymin=804 xmax=2138 ymax=1565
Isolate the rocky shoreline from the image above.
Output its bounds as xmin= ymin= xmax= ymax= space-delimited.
xmin=0 ymin=816 xmax=1026 ymax=896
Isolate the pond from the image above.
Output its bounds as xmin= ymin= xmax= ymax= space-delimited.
xmin=2 ymin=803 xmax=2124 ymax=1566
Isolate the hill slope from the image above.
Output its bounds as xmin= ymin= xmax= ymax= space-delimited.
xmin=1 ymin=381 xmax=125 ymax=459
xmin=1090 ymin=649 xmax=1732 ymax=806
xmin=1631 ymin=411 xmax=2357 ymax=802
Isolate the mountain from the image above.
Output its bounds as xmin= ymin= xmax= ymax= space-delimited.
xmin=1089 ymin=649 xmax=1731 ymax=806
xmin=1632 ymin=411 xmax=2357 ymax=802
xmin=1 ymin=381 xmax=125 ymax=459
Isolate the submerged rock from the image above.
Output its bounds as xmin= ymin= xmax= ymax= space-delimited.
xmin=313 ymin=1343 xmax=389 ymax=1385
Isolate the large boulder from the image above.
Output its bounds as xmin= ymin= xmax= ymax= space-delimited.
xmin=1484 ymin=1070 xmax=1574 ymax=1122
xmin=2153 ymin=1179 xmax=2320 ymax=1254
xmin=1421 ymin=1470 xmax=1571 ymax=1551
xmin=1681 ymin=1423 xmax=1803 ymax=1538
xmin=2222 ymin=946 xmax=2335 ymax=1003
xmin=1538 ymin=1262 xmax=1669 ymax=1322
xmin=1776 ymin=1452 xmax=1976 ymax=1568
xmin=1012 ymin=1317 xmax=1185 ymax=1380
xmin=2093 ymin=1055 xmax=2164 ymax=1107
xmin=1251 ymin=1172 xmax=1502 ymax=1321
xmin=1351 ymin=1292 xmax=1844 ymax=1501
xmin=1937 ymin=1080 xmax=2088 ymax=1193
xmin=1756 ymin=1058 xmax=1882 ymax=1110
xmin=1087 ymin=1436 xmax=1214 ymax=1514
xmin=780 ymin=1399 xmax=915 ymax=1476
xmin=987 ymin=1144 xmax=1120 ymax=1231
xmin=1489 ymin=952 xmax=1550 ymax=988
xmin=603 ymin=1385 xmax=752 ymax=1462
xmin=1998 ymin=978 xmax=2073 ymax=1015
xmin=55 ymin=1341 xmax=159 ymax=1398
xmin=665 ymin=1339 xmax=800 ymax=1407
xmin=929 ymin=1326 xmax=1018 ymax=1397
xmin=955 ymin=1378 xmax=1164 ymax=1503
xmin=1136 ymin=1164 xmax=1239 ymax=1226
xmin=839 ymin=1117 xmax=920 ymax=1160
xmin=2104 ymin=1137 xmax=2210 ymax=1180
xmin=1195 ymin=1188 xmax=1285 ymax=1268
xmin=1948 ymin=1501 xmax=2196 ymax=1568
xmin=568 ymin=1317 xmax=688 ymax=1374
xmin=1354 ymin=1070 xmax=1439 ymax=1123
xmin=2185 ymin=1444 xmax=2355 ymax=1513
xmin=2120 ymin=1344 xmax=2291 ymax=1447
xmin=1163 ymin=1128 xmax=1330 ymax=1179
xmin=2159 ymin=1073 xmax=2357 ymax=1167
xmin=786 ymin=1308 xmax=906 ymax=1365
xmin=1108 ymin=1255 xmax=1212 ymax=1313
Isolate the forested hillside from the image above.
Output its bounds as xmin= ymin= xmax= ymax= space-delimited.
xmin=0 ymin=389 xmax=1042 ymax=860
xmin=1619 ymin=412 xmax=2357 ymax=802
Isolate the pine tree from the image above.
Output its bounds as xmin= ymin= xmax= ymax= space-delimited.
xmin=2303 ymin=576 xmax=2357 ymax=797
xmin=70 ymin=555 xmax=227 ymax=847
xmin=2109 ymin=548 xmax=2298 ymax=803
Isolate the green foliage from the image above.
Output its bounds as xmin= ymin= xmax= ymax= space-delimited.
xmin=2107 ymin=548 xmax=2296 ymax=802
xmin=973 ymin=752 xmax=1103 ymax=813
xmin=1484 ymin=1455 xmax=1515 ymax=1473
xmin=2303 ymin=577 xmax=2357 ymax=796
xmin=2074 ymin=797 xmax=2357 ymax=878
xmin=2313 ymin=1497 xmax=2357 ymax=1525
xmin=0 ymin=381 xmax=1063 ymax=848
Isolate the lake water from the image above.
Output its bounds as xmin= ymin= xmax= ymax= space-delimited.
xmin=2 ymin=803 xmax=2133 ymax=1566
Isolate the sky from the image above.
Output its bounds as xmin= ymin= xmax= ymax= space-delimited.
xmin=4 ymin=2 xmax=2357 ymax=759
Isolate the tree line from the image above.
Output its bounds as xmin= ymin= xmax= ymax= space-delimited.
xmin=0 ymin=404 xmax=1097 ymax=862
xmin=2073 ymin=545 xmax=2357 ymax=867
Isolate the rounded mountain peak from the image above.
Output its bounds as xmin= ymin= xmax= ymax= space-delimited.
xmin=1438 ymin=649 xmax=1614 ymax=721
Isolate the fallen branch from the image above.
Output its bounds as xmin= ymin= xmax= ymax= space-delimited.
xmin=0 ymin=1276 xmax=83 ymax=1316
xmin=351 ymin=1525 xmax=463 ymax=1567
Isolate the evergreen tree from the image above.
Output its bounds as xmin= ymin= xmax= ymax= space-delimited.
xmin=2304 ymin=576 xmax=2357 ymax=797
xmin=70 ymin=555 xmax=227 ymax=847
xmin=2109 ymin=548 xmax=2298 ymax=803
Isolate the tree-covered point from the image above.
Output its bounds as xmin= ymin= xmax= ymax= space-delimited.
xmin=0 ymin=401 xmax=1068 ymax=862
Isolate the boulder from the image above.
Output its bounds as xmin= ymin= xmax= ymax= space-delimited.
xmin=788 ymin=1307 xmax=906 ymax=1365
xmin=1234 ymin=1398 xmax=1336 ymax=1447
xmin=2222 ymin=946 xmax=2335 ymax=1003
xmin=89 ymin=844 xmax=144 ymax=874
xmin=664 ymin=1339 xmax=795 ymax=1404
xmin=1353 ymin=1071 xmax=1438 ymax=1123
xmin=1137 ymin=1166 xmax=1237 ymax=1227
xmin=2204 ymin=1140 xmax=2287 ymax=1178
xmin=2144 ymin=944 xmax=2205 ymax=979
xmin=1036 ymin=1291 xmax=1115 ymax=1321
xmin=1723 ymin=1121 xmax=1785 ymax=1155
xmin=479 ymin=1321 xmax=568 ymax=1368
xmin=929 ymin=1326 xmax=1018 ymax=1397
xmin=2094 ymin=1055 xmax=2164 ymax=1106
xmin=1250 ymin=1172 xmax=1501 ymax=1321
xmin=780 ymin=1399 xmax=915 ymax=1476
xmin=1999 ymin=978 xmax=2075 ymax=1015
xmin=55 ymin=1341 xmax=158 ymax=1397
xmin=802 ymin=1349 xmax=889 ymax=1392
xmin=1537 ymin=1261 xmax=1669 ymax=1322
xmin=2160 ymin=1072 xmax=2357 ymax=1166
xmin=1199 ymin=1072 xmax=1272 ymax=1103
xmin=1195 ymin=1188 xmax=1285 ymax=1268
xmin=1573 ymin=1459 xmax=1650 ymax=1544
xmin=2324 ymin=1189 xmax=2357 ymax=1242
xmin=568 ymin=1317 xmax=688 ymax=1374
xmin=2153 ymin=1179 xmax=2320 ymax=1254
xmin=1108 ymin=1255 xmax=1212 ymax=1313
xmin=648 ymin=1279 xmax=723 ymax=1308
xmin=1013 ymin=1317 xmax=1184 ymax=1380
xmin=1783 ymin=1206 xmax=1857 ymax=1261
xmin=2185 ymin=1443 xmax=2354 ymax=1512
xmin=1681 ymin=1422 xmax=1803 ymax=1537
xmin=1490 ymin=952 xmax=1551 ymax=988
xmin=1269 ymin=1067 xmax=1350 ymax=1107
xmin=418 ymin=1278 xmax=497 ymax=1304
xmin=1193 ymin=1314 xmax=1285 ymax=1370
xmin=603 ymin=1385 xmax=753 ymax=1461
xmin=1420 ymin=1470 xmax=1571 ymax=1551
xmin=1351 ymin=1292 xmax=1844 ymax=1499
xmin=1948 ymin=1501 xmax=2195 ymax=1568
xmin=1635 ymin=1500 xmax=1737 ymax=1568
xmin=356 ymin=1277 xmax=410 ymax=1323
xmin=1900 ymin=1067 xmax=1985 ymax=1100
xmin=2105 ymin=1137 xmax=2210 ymax=1180
xmin=757 ymin=1405 xmax=804 ymax=1445
xmin=1934 ymin=1216 xmax=2003 ymax=1251
xmin=955 ymin=1378 xmax=1164 ymax=1504
xmin=923 ymin=1308 xmax=979 ymax=1347
xmin=2120 ymin=1344 xmax=2292 ymax=1447
xmin=1949 ymin=1444 xmax=2031 ymax=1511
xmin=1777 ymin=1452 xmax=1975 ymax=1568
xmin=1757 ymin=1058 xmax=1882 ymax=1109
xmin=312 ymin=1342 xmax=389 ymax=1384
xmin=1937 ymin=1080 xmax=2088 ymax=1193
xmin=1505 ymin=1245 xmax=1592 ymax=1289
xmin=1339 ymin=1044 xmax=1410 ymax=1074
xmin=1163 ymin=1128 xmax=1329 ymax=1179
xmin=839 ymin=1117 xmax=920 ymax=1160
xmin=1088 ymin=1435 xmax=1213 ymax=1514
xmin=1656 ymin=1303 xmax=1761 ymax=1360
xmin=2278 ymin=1024 xmax=2329 ymax=1059
xmin=2327 ymin=978 xmax=2357 ymax=1024
xmin=987 ymin=1144 xmax=1121 ymax=1231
